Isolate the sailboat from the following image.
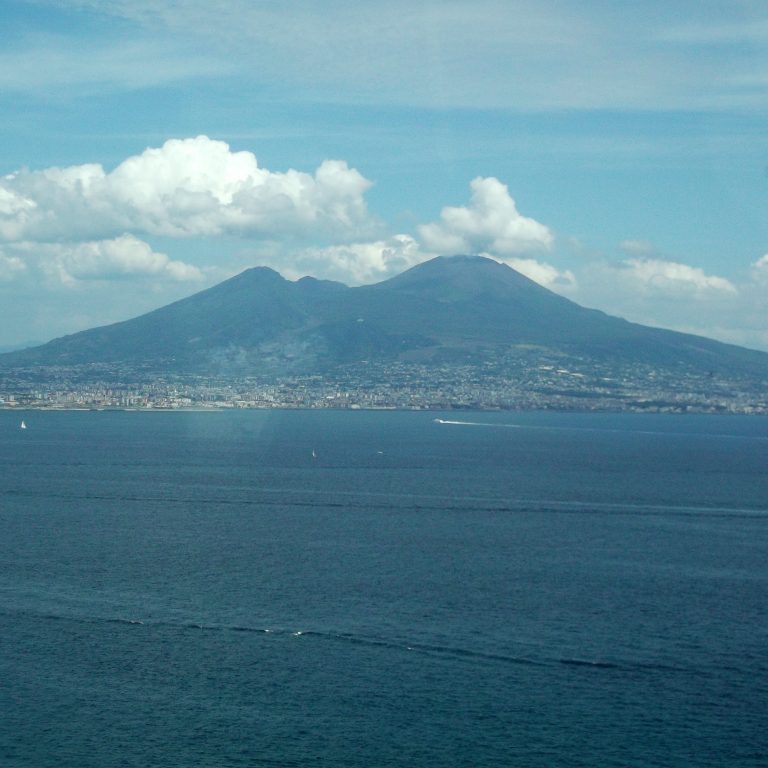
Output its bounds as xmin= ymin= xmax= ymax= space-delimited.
xmin=20 ymin=420 xmax=26 ymax=430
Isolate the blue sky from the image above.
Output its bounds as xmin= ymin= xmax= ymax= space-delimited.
xmin=1 ymin=0 xmax=767 ymax=350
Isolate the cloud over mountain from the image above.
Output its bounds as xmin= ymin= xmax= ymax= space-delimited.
xmin=0 ymin=133 xmax=763 ymax=354
xmin=3 ymin=235 xmax=203 ymax=286
xmin=38 ymin=235 xmax=204 ymax=284
xmin=502 ymin=257 xmax=577 ymax=292
xmin=418 ymin=177 xmax=553 ymax=257
xmin=0 ymin=136 xmax=374 ymax=242
xmin=282 ymin=235 xmax=426 ymax=285
xmin=617 ymin=258 xmax=737 ymax=297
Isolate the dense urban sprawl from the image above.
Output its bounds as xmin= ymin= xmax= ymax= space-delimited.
xmin=2 ymin=354 xmax=767 ymax=414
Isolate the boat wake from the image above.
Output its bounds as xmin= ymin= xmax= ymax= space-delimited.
xmin=434 ymin=418 xmax=521 ymax=428
xmin=433 ymin=417 xmax=768 ymax=442
xmin=3 ymin=606 xmax=701 ymax=677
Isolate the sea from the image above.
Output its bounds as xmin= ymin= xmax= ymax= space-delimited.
xmin=1 ymin=408 xmax=766 ymax=767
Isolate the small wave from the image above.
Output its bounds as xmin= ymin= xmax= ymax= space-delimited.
xmin=3 ymin=484 xmax=764 ymax=518
xmin=555 ymin=657 xmax=696 ymax=675
xmin=559 ymin=658 xmax=620 ymax=670
xmin=230 ymin=625 xmax=271 ymax=634
xmin=295 ymin=630 xmax=543 ymax=667
xmin=106 ymin=618 xmax=144 ymax=626
xmin=182 ymin=623 xmax=221 ymax=632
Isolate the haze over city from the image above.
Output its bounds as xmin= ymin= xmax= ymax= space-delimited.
xmin=1 ymin=0 xmax=766 ymax=351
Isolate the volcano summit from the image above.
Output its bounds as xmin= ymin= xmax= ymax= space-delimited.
xmin=1 ymin=256 xmax=767 ymax=411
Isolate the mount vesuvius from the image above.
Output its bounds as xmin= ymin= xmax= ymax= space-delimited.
xmin=2 ymin=255 xmax=767 ymax=379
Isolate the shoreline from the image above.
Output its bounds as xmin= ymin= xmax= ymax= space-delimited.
xmin=1 ymin=404 xmax=766 ymax=416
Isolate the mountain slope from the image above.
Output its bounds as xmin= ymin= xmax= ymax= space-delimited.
xmin=2 ymin=255 xmax=767 ymax=377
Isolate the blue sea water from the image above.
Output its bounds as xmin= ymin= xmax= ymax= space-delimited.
xmin=0 ymin=409 xmax=766 ymax=767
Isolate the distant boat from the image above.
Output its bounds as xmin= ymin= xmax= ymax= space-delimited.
xmin=311 ymin=449 xmax=317 ymax=460
xmin=20 ymin=420 xmax=26 ymax=430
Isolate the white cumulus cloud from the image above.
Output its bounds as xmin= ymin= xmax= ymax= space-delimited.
xmin=555 ymin=252 xmax=757 ymax=347
xmin=253 ymin=235 xmax=428 ymax=285
xmin=418 ymin=177 xmax=553 ymax=257
xmin=10 ymin=235 xmax=204 ymax=286
xmin=499 ymin=256 xmax=577 ymax=292
xmin=0 ymin=136 xmax=375 ymax=243
xmin=569 ymin=255 xmax=737 ymax=332
xmin=619 ymin=257 xmax=737 ymax=296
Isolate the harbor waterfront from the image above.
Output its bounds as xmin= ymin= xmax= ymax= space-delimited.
xmin=1 ymin=409 xmax=767 ymax=767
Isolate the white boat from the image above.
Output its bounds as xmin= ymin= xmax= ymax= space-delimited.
xmin=20 ymin=420 xmax=26 ymax=430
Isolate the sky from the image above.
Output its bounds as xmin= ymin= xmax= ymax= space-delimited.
xmin=1 ymin=0 xmax=767 ymax=351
